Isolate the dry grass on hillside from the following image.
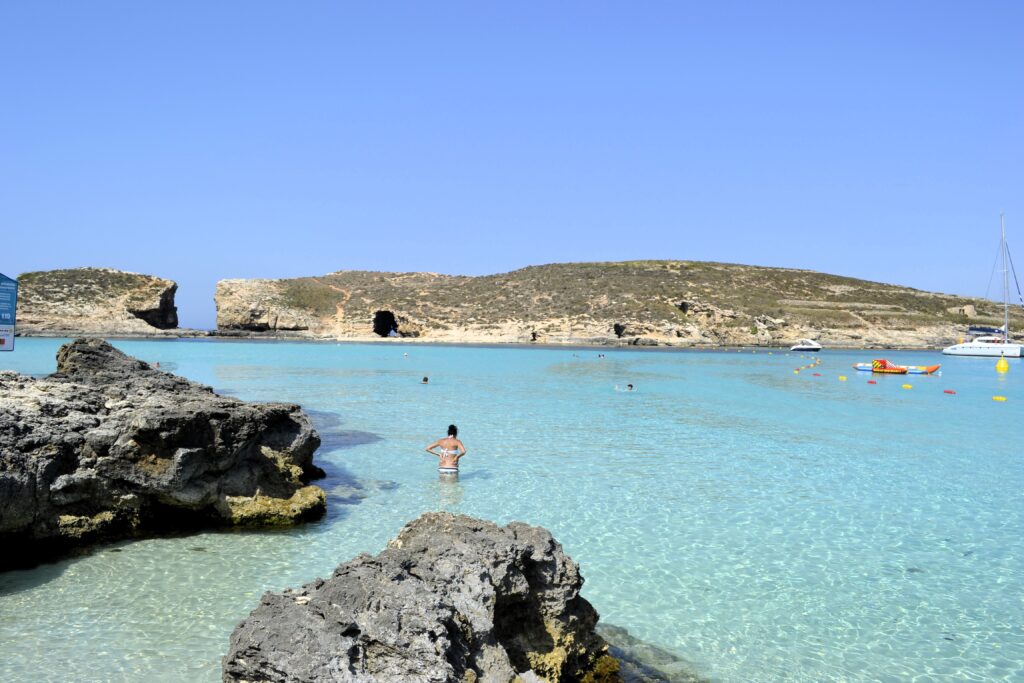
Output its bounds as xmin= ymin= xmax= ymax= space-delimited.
xmin=266 ymin=261 xmax=1019 ymax=329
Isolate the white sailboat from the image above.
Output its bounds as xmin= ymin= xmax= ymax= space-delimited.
xmin=943 ymin=215 xmax=1022 ymax=357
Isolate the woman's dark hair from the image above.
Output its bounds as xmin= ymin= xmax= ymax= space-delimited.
xmin=448 ymin=424 xmax=458 ymax=437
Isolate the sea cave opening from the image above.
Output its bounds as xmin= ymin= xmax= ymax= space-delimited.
xmin=372 ymin=310 xmax=399 ymax=337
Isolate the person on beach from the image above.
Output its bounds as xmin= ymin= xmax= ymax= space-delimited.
xmin=425 ymin=425 xmax=466 ymax=478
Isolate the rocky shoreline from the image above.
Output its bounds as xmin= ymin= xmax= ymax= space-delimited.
xmin=0 ymin=339 xmax=326 ymax=570
xmin=15 ymin=328 xmax=974 ymax=351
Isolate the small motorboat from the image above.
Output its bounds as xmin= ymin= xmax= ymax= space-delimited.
xmin=790 ymin=339 xmax=822 ymax=352
xmin=853 ymin=359 xmax=941 ymax=375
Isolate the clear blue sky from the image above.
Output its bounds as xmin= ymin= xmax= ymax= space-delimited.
xmin=2 ymin=2 xmax=1021 ymax=329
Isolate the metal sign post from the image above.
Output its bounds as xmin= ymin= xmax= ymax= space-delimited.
xmin=0 ymin=272 xmax=17 ymax=351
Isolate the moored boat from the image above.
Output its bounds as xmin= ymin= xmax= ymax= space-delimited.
xmin=943 ymin=215 xmax=1023 ymax=358
xmin=853 ymin=359 xmax=941 ymax=375
xmin=790 ymin=339 xmax=822 ymax=352
xmin=942 ymin=336 xmax=1021 ymax=358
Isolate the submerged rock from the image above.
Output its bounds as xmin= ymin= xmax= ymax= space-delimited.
xmin=0 ymin=339 xmax=325 ymax=569
xmin=223 ymin=512 xmax=620 ymax=682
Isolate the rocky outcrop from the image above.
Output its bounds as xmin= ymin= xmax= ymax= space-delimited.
xmin=16 ymin=267 xmax=185 ymax=336
xmin=213 ymin=261 xmax=1021 ymax=348
xmin=223 ymin=512 xmax=620 ymax=682
xmin=0 ymin=339 xmax=325 ymax=569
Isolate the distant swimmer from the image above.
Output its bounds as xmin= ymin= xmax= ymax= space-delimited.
xmin=615 ymin=383 xmax=635 ymax=392
xmin=425 ymin=424 xmax=466 ymax=478
xmin=421 ymin=376 xmax=429 ymax=384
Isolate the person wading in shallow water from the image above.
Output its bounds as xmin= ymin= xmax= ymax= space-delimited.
xmin=425 ymin=425 xmax=466 ymax=479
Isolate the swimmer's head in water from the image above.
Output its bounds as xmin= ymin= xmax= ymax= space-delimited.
xmin=448 ymin=424 xmax=458 ymax=437
xmin=627 ymin=384 xmax=634 ymax=390
xmin=422 ymin=377 xmax=429 ymax=383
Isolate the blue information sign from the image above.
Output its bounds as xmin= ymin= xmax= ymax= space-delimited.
xmin=0 ymin=272 xmax=17 ymax=351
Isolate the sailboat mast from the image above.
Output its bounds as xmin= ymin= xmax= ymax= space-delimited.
xmin=1002 ymin=213 xmax=1009 ymax=343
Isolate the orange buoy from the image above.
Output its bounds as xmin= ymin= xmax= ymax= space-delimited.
xmin=867 ymin=380 xmax=877 ymax=385
xmin=813 ymin=373 xmax=821 ymax=377
xmin=944 ymin=389 xmax=956 ymax=395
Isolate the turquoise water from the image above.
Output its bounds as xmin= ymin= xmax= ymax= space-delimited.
xmin=1 ymin=338 xmax=1021 ymax=682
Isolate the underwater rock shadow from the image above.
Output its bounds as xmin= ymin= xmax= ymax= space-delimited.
xmin=306 ymin=409 xmax=383 ymax=453
xmin=0 ymin=556 xmax=71 ymax=596
xmin=320 ymin=429 xmax=383 ymax=452
xmin=597 ymin=623 xmax=708 ymax=683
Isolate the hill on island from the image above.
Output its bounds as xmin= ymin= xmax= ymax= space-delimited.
xmin=215 ymin=260 xmax=1019 ymax=348
xmin=16 ymin=268 xmax=179 ymax=336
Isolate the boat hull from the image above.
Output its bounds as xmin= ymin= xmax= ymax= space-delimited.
xmin=942 ymin=343 xmax=1022 ymax=357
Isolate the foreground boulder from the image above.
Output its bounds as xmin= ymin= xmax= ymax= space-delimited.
xmin=223 ymin=512 xmax=621 ymax=682
xmin=0 ymin=339 xmax=325 ymax=569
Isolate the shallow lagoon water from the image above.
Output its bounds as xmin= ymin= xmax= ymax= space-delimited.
xmin=1 ymin=338 xmax=1021 ymax=682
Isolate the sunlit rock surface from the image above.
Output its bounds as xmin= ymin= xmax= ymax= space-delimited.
xmin=0 ymin=339 xmax=325 ymax=569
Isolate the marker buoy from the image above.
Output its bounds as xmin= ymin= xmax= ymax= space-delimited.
xmin=793 ymin=370 xmax=799 ymax=374
xmin=813 ymin=373 xmax=821 ymax=377
xmin=993 ymin=396 xmax=1007 ymax=402
xmin=943 ymin=390 xmax=956 ymax=395
xmin=996 ymin=355 xmax=1009 ymax=374
xmin=902 ymin=384 xmax=912 ymax=389
xmin=839 ymin=375 xmax=847 ymax=381
xmin=868 ymin=380 xmax=877 ymax=384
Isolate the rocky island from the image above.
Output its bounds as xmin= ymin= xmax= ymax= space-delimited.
xmin=15 ymin=267 xmax=193 ymax=337
xmin=223 ymin=512 xmax=623 ymax=683
xmin=0 ymin=339 xmax=326 ymax=570
xmin=215 ymin=260 xmax=1019 ymax=348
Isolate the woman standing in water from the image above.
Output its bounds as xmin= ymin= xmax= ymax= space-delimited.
xmin=425 ymin=425 xmax=466 ymax=478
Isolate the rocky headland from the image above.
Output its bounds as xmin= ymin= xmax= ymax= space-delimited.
xmin=15 ymin=267 xmax=201 ymax=337
xmin=0 ymin=339 xmax=326 ymax=569
xmin=224 ymin=512 xmax=627 ymax=683
xmin=215 ymin=261 xmax=1019 ymax=349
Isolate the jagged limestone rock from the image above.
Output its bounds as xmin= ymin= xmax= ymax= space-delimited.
xmin=0 ymin=339 xmax=325 ymax=569
xmin=223 ymin=512 xmax=621 ymax=683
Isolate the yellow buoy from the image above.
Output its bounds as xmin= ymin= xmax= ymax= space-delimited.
xmin=793 ymin=370 xmax=799 ymax=374
xmin=996 ymin=355 xmax=1009 ymax=373
xmin=993 ymin=396 xmax=1007 ymax=402
xmin=902 ymin=384 xmax=912 ymax=389
xmin=839 ymin=375 xmax=847 ymax=381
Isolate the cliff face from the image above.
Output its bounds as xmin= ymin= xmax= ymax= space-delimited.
xmin=17 ymin=268 xmax=180 ymax=336
xmin=215 ymin=261 xmax=1020 ymax=348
